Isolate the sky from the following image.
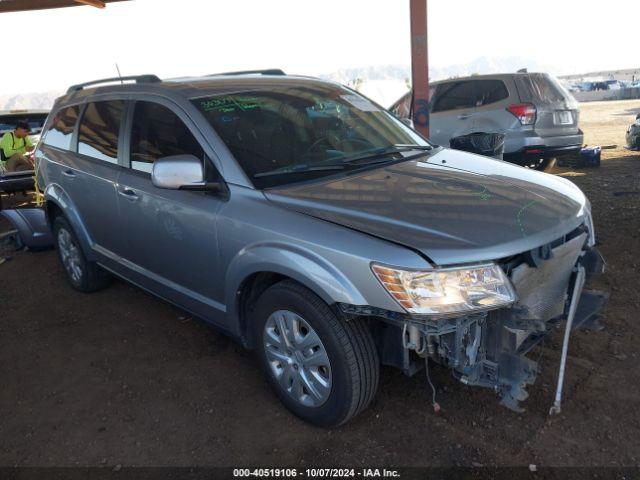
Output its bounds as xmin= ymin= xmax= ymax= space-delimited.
xmin=1 ymin=0 xmax=637 ymax=95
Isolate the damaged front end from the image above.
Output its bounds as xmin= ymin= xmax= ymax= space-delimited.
xmin=341 ymin=226 xmax=607 ymax=412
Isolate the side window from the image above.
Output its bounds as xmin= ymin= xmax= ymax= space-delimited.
xmin=475 ymin=80 xmax=509 ymax=107
xmin=43 ymin=106 xmax=79 ymax=150
xmin=390 ymin=92 xmax=411 ymax=119
xmin=515 ymin=74 xmax=565 ymax=104
xmin=129 ymin=101 xmax=204 ymax=173
xmin=77 ymin=100 xmax=124 ymax=164
xmin=431 ymin=81 xmax=476 ymax=113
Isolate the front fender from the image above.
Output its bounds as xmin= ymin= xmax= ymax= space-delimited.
xmin=224 ymin=242 xmax=368 ymax=332
xmin=45 ymin=182 xmax=96 ymax=261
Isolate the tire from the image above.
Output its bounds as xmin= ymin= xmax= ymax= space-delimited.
xmin=53 ymin=216 xmax=111 ymax=293
xmin=531 ymin=158 xmax=551 ymax=171
xmin=539 ymin=158 xmax=556 ymax=172
xmin=254 ymin=280 xmax=379 ymax=427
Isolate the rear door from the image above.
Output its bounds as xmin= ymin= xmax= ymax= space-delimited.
xmin=469 ymin=78 xmax=514 ymax=134
xmin=515 ymin=73 xmax=580 ymax=138
xmin=115 ymin=99 xmax=226 ymax=320
xmin=429 ymin=80 xmax=477 ymax=146
xmin=54 ymin=100 xmax=125 ymax=257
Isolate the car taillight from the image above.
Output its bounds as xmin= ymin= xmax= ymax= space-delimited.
xmin=507 ymin=103 xmax=537 ymax=125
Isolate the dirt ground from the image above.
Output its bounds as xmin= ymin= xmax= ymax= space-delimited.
xmin=1 ymin=100 xmax=639 ymax=468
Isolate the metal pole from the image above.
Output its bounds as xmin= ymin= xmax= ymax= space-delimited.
xmin=410 ymin=0 xmax=430 ymax=138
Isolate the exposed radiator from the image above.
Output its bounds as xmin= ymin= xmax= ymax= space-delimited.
xmin=510 ymin=232 xmax=587 ymax=321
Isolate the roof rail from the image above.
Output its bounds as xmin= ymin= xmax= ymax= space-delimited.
xmin=207 ymin=69 xmax=286 ymax=77
xmin=67 ymin=74 xmax=162 ymax=93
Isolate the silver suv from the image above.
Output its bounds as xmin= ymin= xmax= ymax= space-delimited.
xmin=36 ymin=71 xmax=604 ymax=426
xmin=390 ymin=73 xmax=583 ymax=169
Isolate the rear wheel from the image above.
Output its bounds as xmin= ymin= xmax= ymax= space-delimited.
xmin=254 ymin=280 xmax=379 ymax=426
xmin=537 ymin=158 xmax=554 ymax=171
xmin=525 ymin=157 xmax=551 ymax=170
xmin=53 ymin=216 xmax=111 ymax=292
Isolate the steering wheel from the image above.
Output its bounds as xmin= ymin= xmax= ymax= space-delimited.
xmin=340 ymin=138 xmax=375 ymax=152
xmin=305 ymin=135 xmax=335 ymax=155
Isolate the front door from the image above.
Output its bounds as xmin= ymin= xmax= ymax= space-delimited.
xmin=115 ymin=100 xmax=226 ymax=322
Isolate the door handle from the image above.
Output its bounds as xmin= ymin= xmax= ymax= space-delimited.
xmin=118 ymin=187 xmax=140 ymax=201
xmin=61 ymin=169 xmax=76 ymax=178
xmin=457 ymin=114 xmax=472 ymax=120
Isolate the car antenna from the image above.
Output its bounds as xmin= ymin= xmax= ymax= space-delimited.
xmin=115 ymin=63 xmax=124 ymax=84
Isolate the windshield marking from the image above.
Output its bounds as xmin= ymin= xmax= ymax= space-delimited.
xmin=199 ymin=96 xmax=261 ymax=113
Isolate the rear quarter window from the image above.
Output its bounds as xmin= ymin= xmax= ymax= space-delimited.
xmin=515 ymin=74 xmax=567 ymax=104
xmin=42 ymin=106 xmax=79 ymax=150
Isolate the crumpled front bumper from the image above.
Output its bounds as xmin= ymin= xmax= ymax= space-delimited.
xmin=340 ymin=231 xmax=607 ymax=412
xmin=407 ymin=235 xmax=607 ymax=412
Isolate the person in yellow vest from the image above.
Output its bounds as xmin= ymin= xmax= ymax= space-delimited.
xmin=0 ymin=121 xmax=34 ymax=172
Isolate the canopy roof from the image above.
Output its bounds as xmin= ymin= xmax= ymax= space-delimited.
xmin=0 ymin=0 xmax=128 ymax=13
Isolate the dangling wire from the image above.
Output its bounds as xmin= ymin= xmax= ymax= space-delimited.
xmin=403 ymin=324 xmax=440 ymax=412
xmin=32 ymin=151 xmax=44 ymax=207
xmin=424 ymin=357 xmax=441 ymax=413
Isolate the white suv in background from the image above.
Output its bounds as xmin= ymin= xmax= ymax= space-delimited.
xmin=390 ymin=72 xmax=583 ymax=169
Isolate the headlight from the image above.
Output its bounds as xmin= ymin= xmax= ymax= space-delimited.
xmin=584 ymin=204 xmax=596 ymax=247
xmin=371 ymin=263 xmax=516 ymax=316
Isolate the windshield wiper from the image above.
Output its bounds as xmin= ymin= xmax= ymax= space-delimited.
xmin=337 ymin=144 xmax=432 ymax=165
xmin=254 ymin=145 xmax=433 ymax=179
xmin=254 ymin=164 xmax=345 ymax=178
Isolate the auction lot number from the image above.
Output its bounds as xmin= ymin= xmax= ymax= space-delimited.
xmin=234 ymin=469 xmax=399 ymax=478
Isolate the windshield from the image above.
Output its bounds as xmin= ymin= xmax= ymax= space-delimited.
xmin=192 ymin=84 xmax=430 ymax=188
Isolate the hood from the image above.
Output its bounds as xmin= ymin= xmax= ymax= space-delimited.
xmin=264 ymin=148 xmax=588 ymax=265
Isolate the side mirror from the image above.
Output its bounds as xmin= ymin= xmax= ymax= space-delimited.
xmin=152 ymin=154 xmax=222 ymax=192
xmin=400 ymin=117 xmax=415 ymax=129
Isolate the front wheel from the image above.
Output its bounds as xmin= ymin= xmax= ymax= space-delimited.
xmin=254 ymin=280 xmax=379 ymax=427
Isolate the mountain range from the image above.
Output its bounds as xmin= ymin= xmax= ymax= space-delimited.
xmin=321 ymin=56 xmax=560 ymax=85
xmin=0 ymin=57 xmax=563 ymax=111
